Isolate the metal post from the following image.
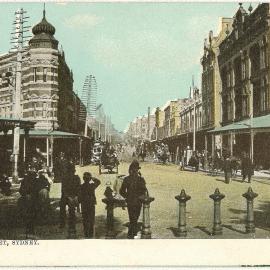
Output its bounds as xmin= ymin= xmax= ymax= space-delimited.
xmin=84 ymin=115 xmax=88 ymax=137
xmin=12 ymin=124 xmax=20 ymax=181
xmin=220 ymin=135 xmax=223 ymax=156
xmin=23 ymin=136 xmax=26 ymax=163
xmin=250 ymin=130 xmax=254 ymax=163
xmin=211 ymin=134 xmax=215 ymax=158
xmin=139 ymin=191 xmax=155 ymax=239
xmin=242 ymin=187 xmax=258 ymax=233
xmin=230 ymin=132 xmax=233 ymax=156
xmin=50 ymin=134 xmax=54 ymax=169
xmin=193 ymin=101 xmax=196 ymax=152
xmin=102 ymin=195 xmax=116 ymax=239
xmin=205 ymin=134 xmax=208 ymax=170
xmin=209 ymin=188 xmax=225 ymax=235
xmin=46 ymin=137 xmax=49 ymax=167
xmin=175 ymin=189 xmax=191 ymax=237
xmin=79 ymin=137 xmax=82 ymax=166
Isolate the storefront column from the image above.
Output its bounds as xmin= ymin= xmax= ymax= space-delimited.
xmin=79 ymin=137 xmax=82 ymax=166
xmin=12 ymin=123 xmax=20 ymax=182
xmin=23 ymin=128 xmax=29 ymax=163
xmin=211 ymin=134 xmax=215 ymax=157
xmin=250 ymin=130 xmax=255 ymax=163
xmin=205 ymin=134 xmax=208 ymax=169
xmin=50 ymin=135 xmax=54 ymax=169
xmin=230 ymin=132 xmax=233 ymax=156
xmin=46 ymin=137 xmax=49 ymax=167
xmin=220 ymin=135 xmax=223 ymax=156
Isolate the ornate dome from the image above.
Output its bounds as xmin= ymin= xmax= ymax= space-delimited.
xmin=32 ymin=10 xmax=55 ymax=36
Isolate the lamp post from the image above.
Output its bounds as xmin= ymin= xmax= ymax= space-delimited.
xmin=193 ymin=89 xmax=198 ymax=152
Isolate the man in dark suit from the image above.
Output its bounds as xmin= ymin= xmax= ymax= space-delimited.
xmin=241 ymin=152 xmax=253 ymax=183
xmin=120 ymin=160 xmax=147 ymax=239
xmin=79 ymin=172 xmax=101 ymax=238
xmin=54 ymin=152 xmax=75 ymax=228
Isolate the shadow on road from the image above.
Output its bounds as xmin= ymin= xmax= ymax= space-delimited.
xmin=222 ymin=224 xmax=246 ymax=234
xmin=228 ymin=200 xmax=270 ymax=232
xmin=194 ymin=225 xmax=212 ymax=236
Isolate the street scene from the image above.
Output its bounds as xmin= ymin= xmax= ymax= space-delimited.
xmin=0 ymin=2 xmax=270 ymax=240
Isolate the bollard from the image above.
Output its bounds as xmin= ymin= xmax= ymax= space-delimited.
xmin=102 ymin=197 xmax=115 ymax=239
xmin=175 ymin=189 xmax=191 ymax=237
xmin=209 ymin=188 xmax=225 ymax=235
xmin=242 ymin=187 xmax=258 ymax=233
xmin=102 ymin=185 xmax=115 ymax=239
xmin=139 ymin=190 xmax=155 ymax=239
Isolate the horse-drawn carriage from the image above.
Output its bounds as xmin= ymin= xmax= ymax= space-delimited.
xmin=91 ymin=142 xmax=103 ymax=165
xmin=155 ymin=144 xmax=169 ymax=164
xmin=99 ymin=150 xmax=119 ymax=174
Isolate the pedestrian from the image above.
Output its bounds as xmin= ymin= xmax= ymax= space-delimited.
xmin=35 ymin=170 xmax=51 ymax=220
xmin=55 ymin=152 xmax=75 ymax=228
xmin=0 ymin=173 xmax=11 ymax=196
xmin=54 ymin=152 xmax=73 ymax=183
xmin=241 ymin=152 xmax=253 ymax=183
xmin=63 ymin=166 xmax=80 ymax=238
xmin=120 ymin=160 xmax=147 ymax=239
xmin=78 ymin=172 xmax=101 ymax=238
xmin=223 ymin=154 xmax=232 ymax=184
xmin=19 ymin=167 xmax=38 ymax=237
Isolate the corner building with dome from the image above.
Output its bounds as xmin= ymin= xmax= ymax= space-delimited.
xmin=0 ymin=9 xmax=89 ymax=168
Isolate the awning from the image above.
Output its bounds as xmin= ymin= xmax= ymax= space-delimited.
xmin=209 ymin=114 xmax=270 ymax=134
xmin=0 ymin=117 xmax=35 ymax=131
xmin=0 ymin=129 xmax=89 ymax=139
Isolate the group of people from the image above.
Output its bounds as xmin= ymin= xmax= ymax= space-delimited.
xmin=18 ymin=156 xmax=52 ymax=236
xmin=56 ymin=153 xmax=147 ymax=239
xmin=54 ymin=152 xmax=101 ymax=238
xmin=223 ymin=152 xmax=253 ymax=184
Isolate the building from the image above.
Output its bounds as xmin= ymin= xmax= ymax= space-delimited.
xmin=214 ymin=3 xmax=270 ymax=168
xmin=200 ymin=18 xmax=233 ymax=155
xmin=152 ymin=106 xmax=165 ymax=141
xmin=125 ymin=111 xmax=155 ymax=142
xmin=179 ymin=91 xmax=203 ymax=151
xmin=0 ymin=9 xmax=89 ymax=170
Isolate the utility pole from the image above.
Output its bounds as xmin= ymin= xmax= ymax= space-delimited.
xmin=192 ymin=76 xmax=196 ymax=152
xmin=147 ymin=106 xmax=150 ymax=140
xmin=10 ymin=8 xmax=30 ymax=181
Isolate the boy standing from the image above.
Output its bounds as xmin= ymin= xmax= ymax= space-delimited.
xmin=79 ymin=172 xmax=101 ymax=238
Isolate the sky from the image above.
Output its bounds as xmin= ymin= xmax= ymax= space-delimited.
xmin=0 ymin=2 xmax=255 ymax=131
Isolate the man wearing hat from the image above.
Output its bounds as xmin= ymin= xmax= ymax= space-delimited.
xmin=78 ymin=172 xmax=101 ymax=238
xmin=120 ymin=160 xmax=147 ymax=239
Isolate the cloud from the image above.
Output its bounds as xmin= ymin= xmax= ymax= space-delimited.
xmin=55 ymin=2 xmax=68 ymax=6
xmin=89 ymin=30 xmax=198 ymax=74
xmin=65 ymin=14 xmax=103 ymax=29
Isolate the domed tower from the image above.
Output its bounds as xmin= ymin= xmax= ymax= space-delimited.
xmin=29 ymin=9 xmax=58 ymax=49
xmin=24 ymin=8 xmax=59 ymax=130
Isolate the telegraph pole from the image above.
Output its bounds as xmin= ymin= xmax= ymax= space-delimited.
xmin=192 ymin=76 xmax=196 ymax=152
xmin=10 ymin=8 xmax=30 ymax=181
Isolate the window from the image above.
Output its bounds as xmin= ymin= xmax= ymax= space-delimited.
xmin=43 ymin=67 xmax=47 ymax=82
xmin=33 ymin=67 xmax=37 ymax=82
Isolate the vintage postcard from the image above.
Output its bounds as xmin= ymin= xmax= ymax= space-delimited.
xmin=0 ymin=0 xmax=270 ymax=266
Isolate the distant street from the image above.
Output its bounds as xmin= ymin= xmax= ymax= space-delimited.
xmin=0 ymin=161 xmax=270 ymax=239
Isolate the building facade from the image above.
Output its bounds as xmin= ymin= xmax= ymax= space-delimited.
xmin=200 ymin=17 xmax=233 ymax=154
xmin=0 ymin=10 xmax=86 ymax=134
xmin=217 ymin=3 xmax=270 ymax=167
